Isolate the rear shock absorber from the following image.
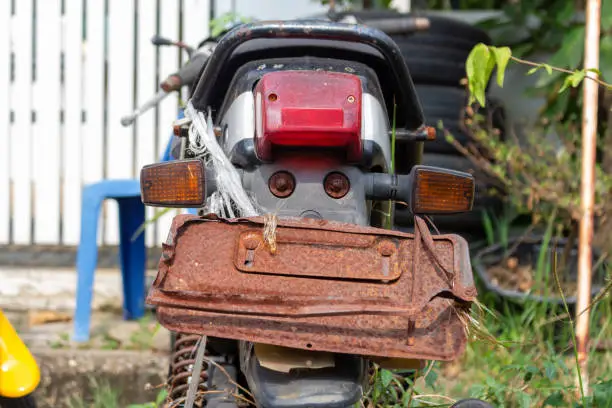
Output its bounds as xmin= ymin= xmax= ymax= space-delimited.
xmin=168 ymin=333 xmax=209 ymax=406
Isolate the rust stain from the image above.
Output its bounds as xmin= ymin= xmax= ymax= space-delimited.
xmin=147 ymin=214 xmax=477 ymax=361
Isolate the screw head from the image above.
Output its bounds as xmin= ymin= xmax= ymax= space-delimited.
xmin=269 ymin=171 xmax=295 ymax=198
xmin=324 ymin=172 xmax=350 ymax=199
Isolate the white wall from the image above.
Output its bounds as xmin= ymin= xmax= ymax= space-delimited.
xmin=214 ymin=0 xmax=328 ymax=20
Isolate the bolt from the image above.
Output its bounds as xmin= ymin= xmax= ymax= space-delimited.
xmin=329 ymin=178 xmax=344 ymax=192
xmin=324 ymin=172 xmax=350 ymax=199
xmin=347 ymin=95 xmax=355 ymax=103
xmin=378 ymin=240 xmax=396 ymax=257
xmin=275 ymin=177 xmax=288 ymax=192
xmin=243 ymin=233 xmax=261 ymax=250
xmin=269 ymin=171 xmax=295 ymax=198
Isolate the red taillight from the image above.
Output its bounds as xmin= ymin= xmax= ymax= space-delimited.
xmin=254 ymin=70 xmax=362 ymax=162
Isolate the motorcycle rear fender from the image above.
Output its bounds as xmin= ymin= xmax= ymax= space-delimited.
xmin=0 ymin=310 xmax=40 ymax=398
xmin=148 ymin=214 xmax=477 ymax=361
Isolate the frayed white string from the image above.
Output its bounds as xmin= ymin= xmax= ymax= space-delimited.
xmin=185 ymin=101 xmax=259 ymax=217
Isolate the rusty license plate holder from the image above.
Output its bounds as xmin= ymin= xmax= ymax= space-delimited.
xmin=147 ymin=214 xmax=477 ymax=361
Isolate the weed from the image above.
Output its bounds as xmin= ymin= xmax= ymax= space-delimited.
xmin=67 ymin=378 xmax=121 ymax=408
xmin=128 ymin=314 xmax=160 ymax=350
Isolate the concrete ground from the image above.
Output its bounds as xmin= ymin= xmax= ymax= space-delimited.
xmin=1 ymin=246 xmax=170 ymax=407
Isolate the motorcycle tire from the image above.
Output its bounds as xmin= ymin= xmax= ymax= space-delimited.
xmin=413 ymin=85 xmax=507 ymax=155
xmin=413 ymin=85 xmax=470 ymax=153
xmin=0 ymin=395 xmax=37 ymax=408
xmin=333 ymin=10 xmax=492 ymax=45
xmin=406 ymin=56 xmax=468 ymax=88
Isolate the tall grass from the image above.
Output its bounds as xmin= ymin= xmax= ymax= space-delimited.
xmin=366 ymin=212 xmax=612 ymax=407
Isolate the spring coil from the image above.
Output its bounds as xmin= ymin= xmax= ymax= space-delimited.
xmin=168 ymin=333 xmax=209 ymax=406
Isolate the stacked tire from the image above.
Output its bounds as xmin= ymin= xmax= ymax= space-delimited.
xmin=339 ymin=10 xmax=505 ymax=233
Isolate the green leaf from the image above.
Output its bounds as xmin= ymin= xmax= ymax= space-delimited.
xmin=466 ymin=43 xmax=495 ymax=106
xmin=380 ymin=369 xmax=394 ymax=388
xmin=518 ymin=392 xmax=531 ymax=408
xmin=543 ymin=391 xmax=565 ymax=407
xmin=155 ymin=389 xmax=168 ymax=406
xmin=544 ymin=64 xmax=553 ymax=75
xmin=559 ymin=76 xmax=574 ymax=93
xmin=544 ymin=361 xmax=557 ymax=380
xmin=570 ymin=70 xmax=586 ymax=87
xmin=491 ymin=46 xmax=512 ymax=87
xmin=527 ymin=66 xmax=541 ymax=75
xmin=425 ymin=368 xmax=438 ymax=389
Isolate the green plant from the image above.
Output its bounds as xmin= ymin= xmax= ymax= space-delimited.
xmin=477 ymin=1 xmax=612 ymax=139
xmin=67 ymin=379 xmax=121 ymax=408
xmin=209 ymin=12 xmax=253 ymax=37
xmin=128 ymin=315 xmax=161 ymax=350
xmin=447 ymin=44 xmax=612 ymax=236
xmin=127 ymin=389 xmax=168 ymax=408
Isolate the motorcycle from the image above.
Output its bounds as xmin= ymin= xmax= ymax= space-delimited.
xmin=0 ymin=310 xmax=40 ymax=408
xmin=126 ymin=14 xmax=491 ymax=408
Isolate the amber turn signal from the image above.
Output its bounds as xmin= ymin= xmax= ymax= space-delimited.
xmin=140 ymin=159 xmax=205 ymax=207
xmin=410 ymin=165 xmax=474 ymax=214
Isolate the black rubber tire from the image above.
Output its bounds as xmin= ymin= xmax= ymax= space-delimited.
xmin=406 ymin=57 xmax=468 ymax=87
xmin=416 ymin=84 xmax=467 ymax=111
xmin=0 ymin=395 xmax=37 ymax=408
xmin=411 ymin=86 xmax=507 ymax=155
xmin=412 ymin=85 xmax=470 ymax=153
xmin=334 ymin=11 xmax=490 ymax=87
xmin=334 ymin=10 xmax=491 ymax=45
xmin=450 ymin=399 xmax=495 ymax=408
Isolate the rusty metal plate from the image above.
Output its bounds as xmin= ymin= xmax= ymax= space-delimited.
xmin=147 ymin=214 xmax=477 ymax=361
xmin=234 ymin=228 xmax=402 ymax=281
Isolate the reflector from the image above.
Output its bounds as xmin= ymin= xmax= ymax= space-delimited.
xmin=140 ymin=160 xmax=205 ymax=207
xmin=411 ymin=166 xmax=474 ymax=214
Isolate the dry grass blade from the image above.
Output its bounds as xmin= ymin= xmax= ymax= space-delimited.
xmin=167 ymin=390 xmax=256 ymax=408
xmin=204 ymin=357 xmax=255 ymax=399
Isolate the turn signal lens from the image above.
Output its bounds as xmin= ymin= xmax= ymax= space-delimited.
xmin=411 ymin=165 xmax=474 ymax=214
xmin=140 ymin=160 xmax=205 ymax=207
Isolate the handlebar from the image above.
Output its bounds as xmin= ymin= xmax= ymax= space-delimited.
xmin=120 ymin=90 xmax=169 ymax=127
xmin=120 ymin=43 xmax=215 ymax=127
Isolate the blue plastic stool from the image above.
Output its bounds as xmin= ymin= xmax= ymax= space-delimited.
xmin=73 ymin=181 xmax=146 ymax=342
xmin=73 ymin=112 xmax=196 ymax=342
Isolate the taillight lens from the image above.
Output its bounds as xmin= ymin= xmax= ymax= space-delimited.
xmin=411 ymin=166 xmax=474 ymax=214
xmin=140 ymin=160 xmax=205 ymax=207
xmin=254 ymin=70 xmax=362 ymax=162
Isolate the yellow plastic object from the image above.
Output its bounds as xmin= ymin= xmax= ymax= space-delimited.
xmin=0 ymin=310 xmax=40 ymax=398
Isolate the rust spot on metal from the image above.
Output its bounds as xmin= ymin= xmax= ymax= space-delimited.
xmin=378 ymin=240 xmax=396 ymax=257
xmin=147 ymin=214 xmax=476 ymax=361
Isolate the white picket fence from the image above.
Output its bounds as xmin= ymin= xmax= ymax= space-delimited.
xmin=0 ymin=0 xmax=211 ymax=248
